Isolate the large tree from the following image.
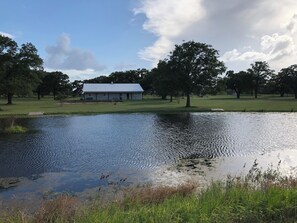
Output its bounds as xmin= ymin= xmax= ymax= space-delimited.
xmin=169 ymin=41 xmax=226 ymax=107
xmin=248 ymin=61 xmax=273 ymax=99
xmin=0 ymin=35 xmax=43 ymax=104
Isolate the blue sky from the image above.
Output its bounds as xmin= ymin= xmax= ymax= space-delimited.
xmin=1 ymin=0 xmax=297 ymax=80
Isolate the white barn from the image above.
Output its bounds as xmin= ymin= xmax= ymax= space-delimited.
xmin=83 ymin=83 xmax=144 ymax=101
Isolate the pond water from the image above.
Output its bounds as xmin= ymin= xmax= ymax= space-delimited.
xmin=0 ymin=113 xmax=297 ymax=209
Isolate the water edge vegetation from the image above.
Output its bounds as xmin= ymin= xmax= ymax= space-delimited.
xmin=2 ymin=163 xmax=297 ymax=223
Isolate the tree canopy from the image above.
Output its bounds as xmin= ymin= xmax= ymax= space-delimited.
xmin=0 ymin=35 xmax=43 ymax=104
xmin=168 ymin=41 xmax=226 ymax=107
xmin=226 ymin=70 xmax=253 ymax=99
xmin=248 ymin=61 xmax=273 ymax=99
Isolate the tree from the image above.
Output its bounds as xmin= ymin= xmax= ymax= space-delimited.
xmin=226 ymin=70 xmax=253 ymax=99
xmin=279 ymin=65 xmax=297 ymax=99
xmin=34 ymin=71 xmax=51 ymax=100
xmin=248 ymin=61 xmax=273 ymax=99
xmin=272 ymin=71 xmax=291 ymax=97
xmin=0 ymin=35 xmax=43 ymax=104
xmin=42 ymin=71 xmax=71 ymax=100
xmin=109 ymin=69 xmax=148 ymax=83
xmin=152 ymin=59 xmax=179 ymax=101
xmin=71 ymin=80 xmax=83 ymax=97
xmin=140 ymin=71 xmax=154 ymax=94
xmin=169 ymin=41 xmax=226 ymax=107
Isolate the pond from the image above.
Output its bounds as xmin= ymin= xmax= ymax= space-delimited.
xmin=0 ymin=113 xmax=297 ymax=209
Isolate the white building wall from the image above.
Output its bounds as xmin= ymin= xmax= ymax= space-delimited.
xmin=96 ymin=93 xmax=108 ymax=101
xmin=108 ymin=93 xmax=121 ymax=101
xmin=84 ymin=92 xmax=143 ymax=101
xmin=131 ymin=93 xmax=143 ymax=100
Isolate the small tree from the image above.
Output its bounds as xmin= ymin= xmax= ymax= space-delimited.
xmin=248 ymin=61 xmax=273 ymax=99
xmin=280 ymin=65 xmax=297 ymax=99
xmin=169 ymin=41 xmax=226 ymax=107
xmin=226 ymin=70 xmax=253 ymax=99
xmin=152 ymin=59 xmax=179 ymax=101
xmin=42 ymin=71 xmax=71 ymax=100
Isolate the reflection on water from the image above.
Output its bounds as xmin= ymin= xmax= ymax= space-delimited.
xmin=0 ymin=113 xmax=297 ymax=179
xmin=0 ymin=112 xmax=297 ymax=205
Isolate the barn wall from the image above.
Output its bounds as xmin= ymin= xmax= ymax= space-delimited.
xmin=84 ymin=92 xmax=143 ymax=101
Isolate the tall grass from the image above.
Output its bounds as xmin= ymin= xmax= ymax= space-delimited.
xmin=0 ymin=116 xmax=27 ymax=134
xmin=2 ymin=164 xmax=297 ymax=223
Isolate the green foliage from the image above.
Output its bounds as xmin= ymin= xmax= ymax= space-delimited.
xmin=0 ymin=116 xmax=27 ymax=134
xmin=42 ymin=71 xmax=71 ymax=100
xmin=169 ymin=41 xmax=226 ymax=107
xmin=3 ymin=165 xmax=297 ymax=222
xmin=2 ymin=125 xmax=27 ymax=134
xmin=71 ymin=80 xmax=83 ymax=97
xmin=226 ymin=70 xmax=254 ymax=98
xmin=0 ymin=35 xmax=43 ymax=104
xmin=248 ymin=61 xmax=274 ymax=99
xmin=152 ymin=59 xmax=179 ymax=100
xmin=277 ymin=65 xmax=297 ymax=99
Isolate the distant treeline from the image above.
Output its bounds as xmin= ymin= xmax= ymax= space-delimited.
xmin=1 ymin=35 xmax=297 ymax=106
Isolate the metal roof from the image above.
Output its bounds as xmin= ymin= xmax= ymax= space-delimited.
xmin=83 ymin=83 xmax=144 ymax=93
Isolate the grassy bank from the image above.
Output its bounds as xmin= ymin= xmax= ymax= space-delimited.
xmin=3 ymin=167 xmax=297 ymax=223
xmin=0 ymin=95 xmax=297 ymax=116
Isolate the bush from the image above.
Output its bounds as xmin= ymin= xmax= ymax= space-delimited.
xmin=3 ymin=125 xmax=27 ymax=134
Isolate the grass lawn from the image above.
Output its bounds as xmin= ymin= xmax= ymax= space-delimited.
xmin=0 ymin=94 xmax=297 ymax=116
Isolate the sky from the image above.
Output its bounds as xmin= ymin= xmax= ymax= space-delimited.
xmin=1 ymin=0 xmax=297 ymax=80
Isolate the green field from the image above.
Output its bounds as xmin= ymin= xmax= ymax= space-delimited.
xmin=0 ymin=94 xmax=297 ymax=116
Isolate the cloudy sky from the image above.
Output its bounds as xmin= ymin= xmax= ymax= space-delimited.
xmin=1 ymin=0 xmax=297 ymax=80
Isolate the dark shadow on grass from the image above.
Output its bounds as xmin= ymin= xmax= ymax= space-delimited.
xmin=208 ymin=97 xmax=255 ymax=101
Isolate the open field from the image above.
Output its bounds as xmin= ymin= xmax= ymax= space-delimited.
xmin=0 ymin=95 xmax=297 ymax=116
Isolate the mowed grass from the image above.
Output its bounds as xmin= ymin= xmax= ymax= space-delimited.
xmin=0 ymin=94 xmax=297 ymax=116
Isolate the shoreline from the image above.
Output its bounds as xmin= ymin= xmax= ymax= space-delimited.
xmin=0 ymin=109 xmax=297 ymax=119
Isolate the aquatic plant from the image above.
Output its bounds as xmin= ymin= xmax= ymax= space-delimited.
xmin=0 ymin=116 xmax=27 ymax=134
xmin=2 ymin=125 xmax=27 ymax=134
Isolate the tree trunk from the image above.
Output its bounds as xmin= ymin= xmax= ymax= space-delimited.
xmin=161 ymin=95 xmax=166 ymax=100
xmin=186 ymin=93 xmax=191 ymax=107
xmin=7 ymin=93 xmax=13 ymax=105
xmin=170 ymin=95 xmax=173 ymax=102
xmin=255 ymin=87 xmax=258 ymax=99
xmin=294 ymin=90 xmax=297 ymax=99
xmin=235 ymin=89 xmax=240 ymax=99
xmin=280 ymin=91 xmax=284 ymax=97
xmin=37 ymin=91 xmax=41 ymax=100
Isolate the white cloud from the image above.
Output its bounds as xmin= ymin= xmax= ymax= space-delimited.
xmin=138 ymin=37 xmax=173 ymax=64
xmin=134 ymin=0 xmax=297 ymax=71
xmin=45 ymin=34 xmax=106 ymax=72
xmin=134 ymin=0 xmax=205 ymax=65
xmin=222 ymin=33 xmax=296 ymax=70
xmin=45 ymin=68 xmax=107 ymax=81
xmin=0 ymin=32 xmax=14 ymax=39
xmin=287 ymin=14 xmax=297 ymax=34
